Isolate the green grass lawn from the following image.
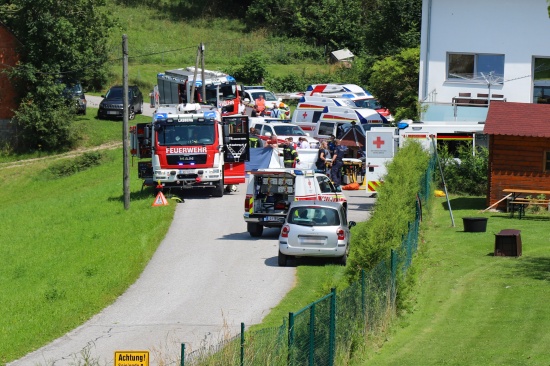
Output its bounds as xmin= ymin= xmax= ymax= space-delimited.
xmin=0 ymin=108 xmax=175 ymax=364
xmin=354 ymin=196 xmax=550 ymax=365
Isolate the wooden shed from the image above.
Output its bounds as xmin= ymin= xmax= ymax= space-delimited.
xmin=0 ymin=22 xmax=21 ymax=121
xmin=484 ymin=101 xmax=550 ymax=210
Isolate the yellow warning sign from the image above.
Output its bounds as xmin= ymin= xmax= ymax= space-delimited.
xmin=114 ymin=351 xmax=149 ymax=366
xmin=152 ymin=191 xmax=168 ymax=206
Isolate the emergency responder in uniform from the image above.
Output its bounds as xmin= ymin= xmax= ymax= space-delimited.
xmin=331 ymin=139 xmax=348 ymax=186
xmin=281 ymin=137 xmax=299 ymax=168
xmin=248 ymin=127 xmax=263 ymax=148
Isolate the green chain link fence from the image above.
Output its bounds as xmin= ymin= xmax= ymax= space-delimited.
xmin=181 ymin=153 xmax=436 ymax=366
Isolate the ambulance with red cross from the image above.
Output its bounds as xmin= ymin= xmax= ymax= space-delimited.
xmin=364 ymin=122 xmax=487 ymax=196
xmin=364 ymin=127 xmax=399 ymax=196
xmin=243 ymin=168 xmax=347 ymax=237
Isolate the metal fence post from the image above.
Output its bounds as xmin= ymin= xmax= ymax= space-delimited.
xmin=241 ymin=322 xmax=245 ymax=366
xmin=391 ymin=249 xmax=397 ymax=308
xmin=180 ymin=343 xmax=185 ymax=366
xmin=288 ymin=312 xmax=294 ymax=366
xmin=309 ymin=304 xmax=315 ymax=366
xmin=329 ymin=288 xmax=336 ymax=366
xmin=361 ymin=269 xmax=366 ymax=316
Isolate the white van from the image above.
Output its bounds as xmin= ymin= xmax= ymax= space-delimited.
xmin=313 ymin=106 xmax=388 ymax=140
xmin=305 ymin=83 xmax=394 ymax=121
xmin=291 ymin=96 xmax=356 ymax=132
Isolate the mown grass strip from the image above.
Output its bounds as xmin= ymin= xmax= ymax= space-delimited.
xmin=0 ymin=147 xmax=175 ymax=363
xmin=355 ymin=196 xmax=550 ymax=365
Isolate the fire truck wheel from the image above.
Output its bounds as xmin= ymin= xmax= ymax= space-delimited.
xmin=278 ymin=250 xmax=288 ymax=267
xmin=213 ymin=179 xmax=224 ymax=197
xmin=247 ymin=223 xmax=263 ymax=237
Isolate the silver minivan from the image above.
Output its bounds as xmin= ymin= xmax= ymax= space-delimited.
xmin=278 ymin=200 xmax=355 ymax=266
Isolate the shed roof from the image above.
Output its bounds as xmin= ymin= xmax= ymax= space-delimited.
xmin=330 ymin=48 xmax=354 ymax=61
xmin=484 ymin=101 xmax=550 ymax=137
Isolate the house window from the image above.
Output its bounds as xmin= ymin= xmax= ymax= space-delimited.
xmin=447 ymin=53 xmax=504 ymax=83
xmin=545 ymin=151 xmax=550 ymax=172
xmin=533 ymin=57 xmax=550 ymax=104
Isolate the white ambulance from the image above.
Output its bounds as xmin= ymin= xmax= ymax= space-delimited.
xmin=243 ymin=168 xmax=347 ymax=237
xmin=364 ymin=127 xmax=399 ymax=196
xmin=313 ymin=106 xmax=388 ymax=140
xmin=291 ymin=96 xmax=357 ymax=132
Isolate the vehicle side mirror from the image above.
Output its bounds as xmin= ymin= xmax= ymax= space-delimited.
xmin=349 ymin=221 xmax=356 ymax=228
xmin=334 ymin=185 xmax=342 ymax=193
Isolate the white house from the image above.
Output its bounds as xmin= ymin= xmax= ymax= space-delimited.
xmin=418 ymin=0 xmax=550 ymax=122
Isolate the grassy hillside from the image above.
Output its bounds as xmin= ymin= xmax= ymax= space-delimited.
xmin=101 ymin=2 xmax=331 ymax=94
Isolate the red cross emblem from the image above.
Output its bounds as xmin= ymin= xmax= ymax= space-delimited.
xmin=302 ymin=111 xmax=308 ymax=119
xmin=373 ymin=136 xmax=385 ymax=149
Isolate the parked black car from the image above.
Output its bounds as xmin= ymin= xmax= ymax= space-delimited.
xmin=62 ymin=82 xmax=87 ymax=115
xmin=97 ymin=85 xmax=143 ymax=120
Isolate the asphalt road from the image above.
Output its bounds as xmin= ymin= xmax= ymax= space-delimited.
xmin=8 ymin=98 xmax=374 ymax=366
xmin=86 ymin=94 xmax=157 ymax=117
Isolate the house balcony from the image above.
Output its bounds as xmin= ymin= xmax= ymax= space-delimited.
xmin=420 ymin=93 xmax=507 ymax=123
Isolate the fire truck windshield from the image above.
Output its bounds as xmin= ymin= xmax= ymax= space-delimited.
xmin=157 ymin=122 xmax=215 ymax=146
xmin=205 ymin=83 xmax=237 ymax=105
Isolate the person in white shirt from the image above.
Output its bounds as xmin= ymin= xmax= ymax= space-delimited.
xmin=298 ymin=137 xmax=310 ymax=149
xmin=238 ymin=99 xmax=246 ymax=114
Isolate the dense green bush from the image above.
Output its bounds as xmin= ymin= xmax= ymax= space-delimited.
xmin=12 ymin=84 xmax=83 ymax=153
xmin=434 ymin=144 xmax=488 ymax=196
xmin=224 ymin=52 xmax=270 ymax=84
xmin=43 ymin=152 xmax=105 ymax=179
xmin=346 ymin=140 xmax=429 ymax=280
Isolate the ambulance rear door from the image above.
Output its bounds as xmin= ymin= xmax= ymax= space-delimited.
xmin=365 ymin=127 xmax=398 ymax=196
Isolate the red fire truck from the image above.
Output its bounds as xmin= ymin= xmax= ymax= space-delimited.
xmin=156 ymin=67 xmax=241 ymax=115
xmin=130 ymin=103 xmax=250 ymax=196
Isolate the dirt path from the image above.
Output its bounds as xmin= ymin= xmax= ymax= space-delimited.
xmin=0 ymin=141 xmax=122 ymax=170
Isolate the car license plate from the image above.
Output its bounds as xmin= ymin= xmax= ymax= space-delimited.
xmin=107 ymin=111 xmax=117 ymax=115
xmin=263 ymin=216 xmax=279 ymax=222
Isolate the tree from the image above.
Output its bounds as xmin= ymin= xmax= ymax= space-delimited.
xmin=245 ymin=0 xmax=421 ymax=58
xmin=0 ymin=0 xmax=113 ymax=152
xmin=362 ymin=0 xmax=422 ymax=57
xmin=368 ymin=47 xmax=420 ymax=121
xmin=224 ymin=52 xmax=269 ymax=85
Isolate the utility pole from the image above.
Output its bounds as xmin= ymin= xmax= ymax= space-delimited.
xmin=190 ymin=44 xmax=201 ymax=103
xmin=200 ymin=42 xmax=206 ymax=103
xmin=122 ymin=35 xmax=130 ymax=210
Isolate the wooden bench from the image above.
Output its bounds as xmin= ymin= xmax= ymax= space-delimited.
xmin=509 ymin=197 xmax=550 ymax=219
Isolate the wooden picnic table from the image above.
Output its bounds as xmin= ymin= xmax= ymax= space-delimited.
xmin=502 ymin=188 xmax=550 ymax=218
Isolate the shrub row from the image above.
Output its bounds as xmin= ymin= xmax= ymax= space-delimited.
xmin=346 ymin=140 xmax=430 ymax=281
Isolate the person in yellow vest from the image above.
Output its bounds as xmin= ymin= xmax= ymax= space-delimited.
xmin=281 ymin=137 xmax=299 ymax=168
xmin=248 ymin=127 xmax=264 ymax=148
